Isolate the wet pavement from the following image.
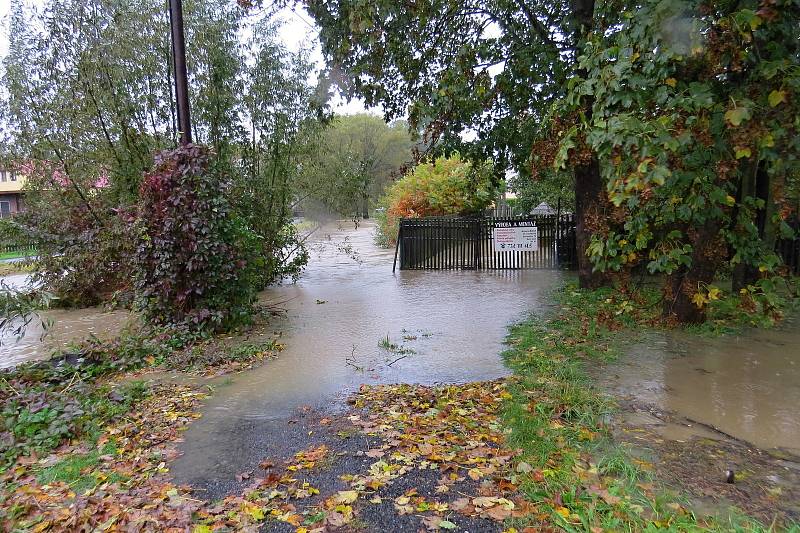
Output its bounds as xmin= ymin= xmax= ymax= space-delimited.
xmin=170 ymin=220 xmax=563 ymax=491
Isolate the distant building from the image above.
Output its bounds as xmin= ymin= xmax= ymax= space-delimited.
xmin=0 ymin=169 xmax=24 ymax=218
xmin=530 ymin=202 xmax=557 ymax=215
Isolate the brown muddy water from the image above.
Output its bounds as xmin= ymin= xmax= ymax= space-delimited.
xmin=169 ymin=220 xmax=562 ymax=485
xmin=599 ymin=319 xmax=800 ymax=454
xmin=186 ymin=220 xmax=562 ymax=419
xmin=0 ymin=271 xmax=131 ymax=369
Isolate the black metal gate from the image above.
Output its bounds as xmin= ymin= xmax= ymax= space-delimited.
xmin=395 ymin=215 xmax=577 ymax=271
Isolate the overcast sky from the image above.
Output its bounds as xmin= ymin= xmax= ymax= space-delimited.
xmin=0 ymin=0 xmax=373 ymax=116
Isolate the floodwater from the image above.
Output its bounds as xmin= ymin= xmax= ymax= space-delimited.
xmin=600 ymin=321 xmax=800 ymax=454
xmin=194 ymin=220 xmax=561 ymax=418
xmin=0 ymin=262 xmax=131 ymax=370
xmin=0 ymin=305 xmax=131 ymax=369
xmin=170 ymin=221 xmax=562 ymax=484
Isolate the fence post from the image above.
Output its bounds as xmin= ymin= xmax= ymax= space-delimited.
xmin=393 ymin=224 xmax=402 ymax=273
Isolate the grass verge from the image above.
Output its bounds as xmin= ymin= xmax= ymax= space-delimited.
xmin=501 ymin=283 xmax=795 ymax=532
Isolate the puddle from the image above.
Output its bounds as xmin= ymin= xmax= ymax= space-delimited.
xmin=171 ymin=220 xmax=563 ymax=484
xmin=599 ymin=321 xmax=800 ymax=454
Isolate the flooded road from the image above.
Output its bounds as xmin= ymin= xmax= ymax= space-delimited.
xmin=171 ymin=221 xmax=562 ymax=487
xmin=229 ymin=224 xmax=561 ymax=418
xmin=600 ymin=320 xmax=800 ymax=454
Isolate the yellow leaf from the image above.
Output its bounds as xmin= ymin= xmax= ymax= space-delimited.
xmin=244 ymin=503 xmax=266 ymax=521
xmin=724 ymin=107 xmax=750 ymax=126
xmin=193 ymin=527 xmax=213 ymax=533
xmin=734 ymin=147 xmax=751 ymax=159
xmin=692 ymin=292 xmax=708 ymax=309
xmin=725 ymin=195 xmax=736 ymax=206
xmin=334 ymin=490 xmax=359 ymax=504
xmin=768 ymin=89 xmax=786 ymax=107
xmin=665 ymin=78 xmax=677 ymax=87
xmin=708 ymin=287 xmax=722 ymax=301
xmin=555 ymin=506 xmax=571 ymax=518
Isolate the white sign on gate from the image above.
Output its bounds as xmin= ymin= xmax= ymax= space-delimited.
xmin=493 ymin=223 xmax=538 ymax=252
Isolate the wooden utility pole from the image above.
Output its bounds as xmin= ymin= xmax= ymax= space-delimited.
xmin=168 ymin=0 xmax=192 ymax=144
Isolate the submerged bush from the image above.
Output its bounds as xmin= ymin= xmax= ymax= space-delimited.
xmin=375 ymin=154 xmax=498 ymax=246
xmin=134 ymin=144 xmax=260 ymax=332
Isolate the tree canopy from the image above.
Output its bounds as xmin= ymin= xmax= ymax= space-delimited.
xmin=301 ymin=0 xmax=800 ymax=322
xmin=297 ymin=113 xmax=417 ymax=217
xmin=1 ymin=0 xmax=325 ymax=325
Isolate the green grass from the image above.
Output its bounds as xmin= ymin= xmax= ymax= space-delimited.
xmin=36 ymin=441 xmax=125 ymax=493
xmin=0 ymin=377 xmax=150 ymax=471
xmin=378 ymin=334 xmax=416 ymax=355
xmin=500 ymin=283 xmax=795 ymax=532
xmin=0 ymin=249 xmax=37 ymax=261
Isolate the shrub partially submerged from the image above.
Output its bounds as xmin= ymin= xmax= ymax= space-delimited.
xmin=134 ymin=144 xmax=260 ymax=332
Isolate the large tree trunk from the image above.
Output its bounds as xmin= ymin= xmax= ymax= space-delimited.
xmin=664 ymin=221 xmax=724 ymax=323
xmin=732 ymin=163 xmax=772 ymax=291
xmin=361 ymin=193 xmax=369 ymax=219
xmin=731 ymin=166 xmax=755 ymax=291
xmin=570 ymin=0 xmax=609 ymax=289
xmin=574 ymin=157 xmax=610 ymax=288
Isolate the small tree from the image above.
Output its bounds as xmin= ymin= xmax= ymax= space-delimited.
xmin=134 ymin=144 xmax=260 ymax=331
xmin=376 ymin=154 xmax=498 ymax=245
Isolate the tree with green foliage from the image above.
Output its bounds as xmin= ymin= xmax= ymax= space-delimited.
xmin=0 ymin=1 xmax=323 ymax=312
xmin=541 ymin=0 xmax=800 ymax=323
xmin=375 ymin=154 xmax=498 ymax=246
xmin=507 ymin=171 xmax=574 ymax=215
xmin=298 ymin=114 xmax=416 ymax=218
xmin=233 ymin=19 xmax=324 ymax=288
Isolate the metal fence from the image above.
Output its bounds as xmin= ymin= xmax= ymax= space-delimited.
xmin=395 ymin=215 xmax=577 ymax=271
xmin=0 ymin=243 xmax=36 ymax=256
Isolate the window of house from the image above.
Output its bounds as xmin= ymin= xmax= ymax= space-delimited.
xmin=10 ymin=172 xmax=16 ymax=181
xmin=0 ymin=201 xmax=10 ymax=218
xmin=0 ymin=171 xmax=6 ymax=182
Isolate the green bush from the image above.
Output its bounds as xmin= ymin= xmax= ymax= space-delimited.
xmin=375 ymin=154 xmax=499 ymax=246
xmin=134 ymin=144 xmax=260 ymax=332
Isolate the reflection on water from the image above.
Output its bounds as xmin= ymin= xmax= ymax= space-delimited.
xmin=601 ymin=321 xmax=800 ymax=453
